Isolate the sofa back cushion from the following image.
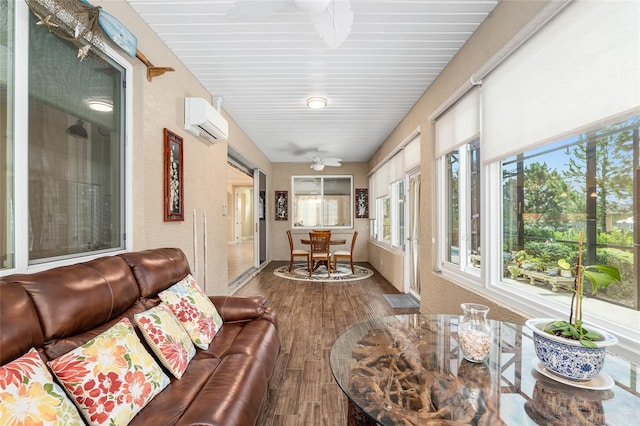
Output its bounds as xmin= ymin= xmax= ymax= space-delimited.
xmin=15 ymin=256 xmax=139 ymax=349
xmin=0 ymin=282 xmax=44 ymax=365
xmin=119 ymin=248 xmax=190 ymax=299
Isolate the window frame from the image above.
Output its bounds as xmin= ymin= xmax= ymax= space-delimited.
xmin=5 ymin=1 xmax=133 ymax=274
xmin=437 ymin=138 xmax=481 ymax=279
xmin=436 ymin=117 xmax=639 ymax=360
xmin=290 ymin=175 xmax=353 ymax=229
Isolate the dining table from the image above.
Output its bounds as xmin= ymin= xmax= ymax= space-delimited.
xmin=330 ymin=314 xmax=640 ymax=425
xmin=300 ymin=238 xmax=347 ymax=246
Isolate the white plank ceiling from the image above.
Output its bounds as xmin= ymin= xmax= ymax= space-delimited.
xmin=127 ymin=0 xmax=499 ymax=164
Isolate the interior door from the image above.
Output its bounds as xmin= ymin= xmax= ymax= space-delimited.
xmin=254 ymin=169 xmax=267 ymax=267
xmin=407 ymin=172 xmax=421 ymax=298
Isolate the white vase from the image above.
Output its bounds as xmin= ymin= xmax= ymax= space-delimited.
xmin=526 ymin=318 xmax=617 ymax=381
xmin=560 ymin=269 xmax=572 ymax=278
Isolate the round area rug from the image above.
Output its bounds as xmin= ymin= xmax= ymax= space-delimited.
xmin=273 ymin=263 xmax=373 ymax=282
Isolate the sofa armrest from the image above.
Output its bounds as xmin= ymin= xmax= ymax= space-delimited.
xmin=209 ymin=296 xmax=278 ymax=328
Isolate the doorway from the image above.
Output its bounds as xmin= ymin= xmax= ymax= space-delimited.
xmin=227 ymin=163 xmax=254 ymax=283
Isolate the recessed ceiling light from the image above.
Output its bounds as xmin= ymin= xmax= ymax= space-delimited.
xmin=87 ymin=99 xmax=113 ymax=112
xmin=306 ymin=97 xmax=327 ymax=109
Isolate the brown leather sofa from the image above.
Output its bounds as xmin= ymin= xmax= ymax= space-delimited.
xmin=0 ymin=248 xmax=280 ymax=425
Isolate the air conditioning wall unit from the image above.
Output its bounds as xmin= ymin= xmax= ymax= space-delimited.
xmin=184 ymin=97 xmax=229 ymax=143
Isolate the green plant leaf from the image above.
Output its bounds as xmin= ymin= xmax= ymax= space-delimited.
xmin=557 ymin=258 xmax=571 ymax=270
xmin=579 ymin=338 xmax=598 ymax=349
xmin=583 ymin=265 xmax=621 ymax=294
xmin=583 ymin=331 xmax=601 ymax=340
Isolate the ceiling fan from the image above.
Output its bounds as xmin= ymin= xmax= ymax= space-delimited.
xmin=309 ymin=154 xmax=342 ymax=171
xmin=225 ymin=0 xmax=354 ymax=48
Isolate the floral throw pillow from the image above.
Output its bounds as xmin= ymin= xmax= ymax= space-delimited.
xmin=47 ymin=318 xmax=170 ymax=425
xmin=134 ymin=303 xmax=196 ymax=379
xmin=158 ymin=274 xmax=223 ymax=349
xmin=181 ymin=274 xmax=224 ymax=331
xmin=0 ymin=348 xmax=84 ymax=426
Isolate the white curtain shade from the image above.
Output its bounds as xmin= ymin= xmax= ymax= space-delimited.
xmin=435 ymin=88 xmax=480 ymax=158
xmin=387 ymin=151 xmax=404 ymax=183
xmin=373 ymin=162 xmax=389 ymax=199
xmin=482 ymin=0 xmax=640 ymax=164
xmin=372 ymin=134 xmax=421 ymax=200
xmin=403 ymin=135 xmax=420 ymax=171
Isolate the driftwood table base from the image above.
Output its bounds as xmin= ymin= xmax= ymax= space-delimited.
xmin=330 ymin=315 xmax=640 ymax=426
xmin=347 ymin=323 xmax=504 ymax=425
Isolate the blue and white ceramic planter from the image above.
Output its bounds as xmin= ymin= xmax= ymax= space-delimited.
xmin=526 ymin=318 xmax=617 ymax=382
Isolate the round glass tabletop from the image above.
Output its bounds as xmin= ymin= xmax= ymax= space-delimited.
xmin=329 ymin=314 xmax=639 ymax=425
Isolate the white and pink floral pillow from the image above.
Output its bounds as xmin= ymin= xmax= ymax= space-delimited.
xmin=0 ymin=348 xmax=84 ymax=425
xmin=47 ymin=318 xmax=170 ymax=425
xmin=134 ymin=303 xmax=196 ymax=379
xmin=158 ymin=274 xmax=223 ymax=349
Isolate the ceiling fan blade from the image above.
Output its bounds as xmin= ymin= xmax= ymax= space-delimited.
xmin=310 ymin=0 xmax=353 ymax=48
xmin=292 ymin=0 xmax=330 ymax=14
xmin=323 ymin=158 xmax=342 ymax=166
xmin=225 ymin=0 xmax=288 ymax=22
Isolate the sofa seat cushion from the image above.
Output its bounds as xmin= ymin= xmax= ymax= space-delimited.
xmin=128 ymin=357 xmax=220 ymax=426
xmin=199 ymin=320 xmax=280 ymax=379
xmin=0 ymin=348 xmax=85 ymax=425
xmin=48 ymin=318 xmax=170 ymax=425
xmin=175 ymin=354 xmax=269 ymax=426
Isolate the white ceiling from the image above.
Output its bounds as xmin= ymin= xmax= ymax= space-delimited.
xmin=127 ymin=0 xmax=499 ymax=164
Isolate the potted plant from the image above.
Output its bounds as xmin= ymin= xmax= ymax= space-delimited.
xmin=526 ymin=231 xmax=620 ymax=382
xmin=557 ymin=258 xmax=573 ymax=278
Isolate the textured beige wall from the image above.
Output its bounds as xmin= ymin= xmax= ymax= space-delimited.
xmin=368 ymin=243 xmax=405 ymax=292
xmin=99 ymin=1 xmax=270 ymax=295
xmin=367 ymin=0 xmax=554 ymax=323
xmin=270 ymin=162 xmax=369 ymax=263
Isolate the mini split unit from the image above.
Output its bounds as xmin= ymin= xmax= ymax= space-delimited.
xmin=184 ymin=97 xmax=229 ymax=143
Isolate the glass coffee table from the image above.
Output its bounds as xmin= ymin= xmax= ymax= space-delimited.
xmin=329 ymin=314 xmax=640 ymax=425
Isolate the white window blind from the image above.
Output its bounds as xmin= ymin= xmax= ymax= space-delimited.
xmin=373 ymin=162 xmax=389 ymax=199
xmin=482 ymin=0 xmax=640 ymax=164
xmin=435 ymin=88 xmax=480 ymax=158
xmin=388 ymin=151 xmax=404 ymax=183
xmin=403 ymin=135 xmax=420 ymax=171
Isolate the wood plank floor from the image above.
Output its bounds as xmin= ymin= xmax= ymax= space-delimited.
xmin=234 ymin=261 xmax=420 ymax=426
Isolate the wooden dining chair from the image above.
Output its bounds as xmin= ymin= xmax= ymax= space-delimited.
xmin=286 ymin=230 xmax=309 ymax=272
xmin=309 ymin=232 xmax=332 ymax=277
xmin=333 ymin=231 xmax=358 ymax=274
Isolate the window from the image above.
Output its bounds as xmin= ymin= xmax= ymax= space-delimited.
xmin=433 ymin=0 xmax=639 ymax=356
xmin=1 ymin=0 xmax=15 ymax=269
xmin=503 ymin=117 xmax=639 ymax=309
xmin=374 ymin=181 xmax=406 ymax=249
xmin=393 ymin=179 xmax=405 ymax=247
xmin=378 ymin=194 xmax=391 ymax=242
xmin=440 ymin=139 xmax=480 ymax=270
xmin=292 ymin=176 xmax=352 ymax=228
xmin=370 ymin=138 xmax=419 ymax=250
xmin=383 ymin=180 xmax=405 ymax=249
xmin=2 ymin=4 xmax=129 ymax=271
